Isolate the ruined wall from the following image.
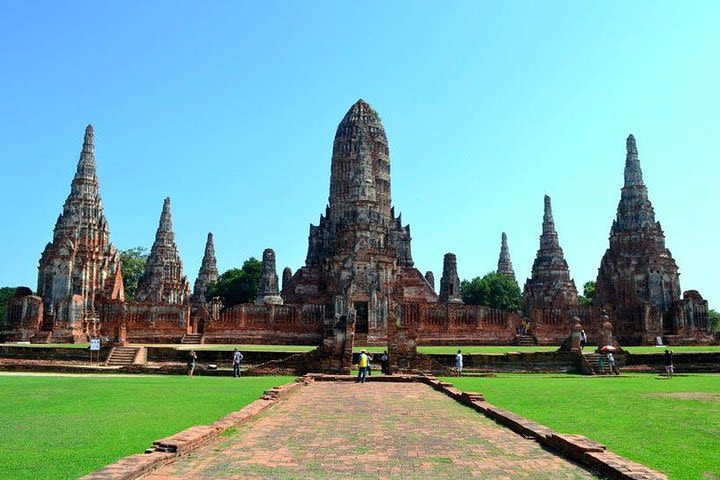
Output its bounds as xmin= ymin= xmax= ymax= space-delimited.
xmin=402 ymin=303 xmax=519 ymax=345
xmin=100 ymin=301 xmax=190 ymax=344
xmin=202 ymin=304 xmax=326 ymax=345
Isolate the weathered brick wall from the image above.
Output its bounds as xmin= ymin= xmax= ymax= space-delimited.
xmin=403 ymin=303 xmax=519 ymax=345
xmin=202 ymin=304 xmax=325 ymax=345
xmin=100 ymin=301 xmax=190 ymax=343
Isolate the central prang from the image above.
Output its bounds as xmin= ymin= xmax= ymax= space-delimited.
xmin=282 ymin=99 xmax=437 ymax=340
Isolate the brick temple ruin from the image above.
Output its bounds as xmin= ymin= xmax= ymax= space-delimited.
xmin=2 ymin=101 xmax=712 ymax=347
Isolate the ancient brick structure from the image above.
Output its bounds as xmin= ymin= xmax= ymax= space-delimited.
xmin=30 ymin=125 xmax=124 ymax=342
xmin=281 ymin=267 xmax=292 ymax=291
xmin=425 ymin=271 xmax=435 ymax=291
xmin=497 ymin=232 xmax=516 ymax=281
xmin=191 ymin=232 xmax=218 ymax=304
xmin=135 ymin=198 xmax=189 ymax=305
xmin=256 ymin=248 xmax=283 ymax=305
xmin=281 ymin=100 xmax=438 ymax=342
xmin=524 ymin=195 xmax=578 ymax=310
xmin=439 ymin=253 xmax=463 ymax=304
xmin=595 ymin=135 xmax=709 ymax=342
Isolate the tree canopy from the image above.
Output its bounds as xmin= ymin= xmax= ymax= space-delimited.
xmin=120 ymin=247 xmax=148 ymax=300
xmin=206 ymin=257 xmax=263 ymax=308
xmin=460 ymin=272 xmax=522 ymax=312
xmin=709 ymin=309 xmax=720 ymax=333
xmin=579 ymin=280 xmax=596 ymax=306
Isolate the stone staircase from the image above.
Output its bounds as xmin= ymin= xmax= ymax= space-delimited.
xmin=181 ymin=333 xmax=204 ymax=344
xmin=515 ymin=334 xmax=536 ymax=346
xmin=582 ymin=353 xmax=616 ymax=375
xmin=105 ymin=346 xmax=140 ymax=366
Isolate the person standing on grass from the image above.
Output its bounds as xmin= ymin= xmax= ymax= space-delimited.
xmin=607 ymin=351 xmax=618 ymax=375
xmin=233 ymin=348 xmax=244 ymax=378
xmin=664 ymin=349 xmax=674 ymax=378
xmin=356 ymin=350 xmax=369 ymax=383
xmin=580 ymin=329 xmax=587 ymax=351
xmin=187 ymin=350 xmax=197 ymax=378
xmin=455 ymin=349 xmax=463 ymax=377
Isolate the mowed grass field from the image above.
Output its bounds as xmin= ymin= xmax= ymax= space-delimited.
xmin=446 ymin=373 xmax=720 ymax=480
xmin=0 ymin=374 xmax=293 ymax=479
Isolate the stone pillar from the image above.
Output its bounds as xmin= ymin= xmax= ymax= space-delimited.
xmin=256 ymin=248 xmax=283 ymax=305
xmin=439 ymin=253 xmax=463 ymax=304
xmin=425 ymin=271 xmax=435 ymax=291
xmin=281 ymin=267 xmax=292 ymax=291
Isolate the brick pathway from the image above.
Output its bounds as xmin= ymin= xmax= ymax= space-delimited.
xmin=144 ymin=382 xmax=597 ymax=479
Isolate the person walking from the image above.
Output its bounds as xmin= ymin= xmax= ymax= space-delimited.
xmin=380 ymin=351 xmax=390 ymax=375
xmin=664 ymin=349 xmax=674 ymax=378
xmin=187 ymin=350 xmax=197 ymax=378
xmin=356 ymin=350 xmax=369 ymax=383
xmin=233 ymin=348 xmax=244 ymax=378
xmin=580 ymin=329 xmax=587 ymax=351
xmin=455 ymin=349 xmax=463 ymax=377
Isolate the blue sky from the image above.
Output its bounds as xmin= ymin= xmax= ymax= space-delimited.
xmin=1 ymin=1 xmax=718 ymax=308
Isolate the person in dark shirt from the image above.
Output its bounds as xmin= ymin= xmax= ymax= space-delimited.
xmin=664 ymin=349 xmax=674 ymax=378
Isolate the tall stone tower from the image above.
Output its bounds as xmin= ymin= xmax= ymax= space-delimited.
xmin=256 ymin=248 xmax=283 ymax=305
xmin=524 ymin=195 xmax=578 ymax=309
xmin=192 ymin=232 xmax=218 ymax=304
xmin=595 ymin=135 xmax=681 ymax=321
xmin=439 ymin=253 xmax=463 ymax=304
xmin=283 ymin=99 xmax=437 ymax=337
xmin=37 ymin=125 xmax=124 ymax=341
xmin=135 ymin=197 xmax=189 ymax=304
xmin=496 ymin=232 xmax=516 ymax=281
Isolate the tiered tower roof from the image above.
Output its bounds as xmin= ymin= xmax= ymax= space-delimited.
xmin=595 ymin=135 xmax=680 ymax=311
xmin=523 ymin=195 xmax=578 ymax=308
xmin=135 ymin=197 xmax=189 ymax=304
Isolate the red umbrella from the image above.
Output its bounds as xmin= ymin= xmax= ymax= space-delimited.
xmin=600 ymin=345 xmax=617 ymax=352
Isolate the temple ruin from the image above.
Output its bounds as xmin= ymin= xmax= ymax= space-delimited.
xmin=1 ymin=106 xmax=712 ymax=347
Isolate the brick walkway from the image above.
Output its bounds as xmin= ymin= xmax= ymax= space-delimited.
xmin=144 ymin=381 xmax=597 ymax=479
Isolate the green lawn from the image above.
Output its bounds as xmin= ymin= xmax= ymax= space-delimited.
xmin=445 ymin=373 xmax=720 ymax=480
xmin=0 ymin=374 xmax=293 ymax=479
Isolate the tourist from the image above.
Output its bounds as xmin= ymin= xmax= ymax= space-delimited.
xmin=380 ymin=351 xmax=390 ymax=375
xmin=607 ymin=351 xmax=618 ymax=375
xmin=455 ymin=349 xmax=463 ymax=377
xmin=664 ymin=349 xmax=674 ymax=378
xmin=233 ymin=348 xmax=244 ymax=378
xmin=598 ymin=354 xmax=605 ymax=373
xmin=356 ymin=350 xmax=369 ymax=383
xmin=580 ymin=329 xmax=587 ymax=351
xmin=187 ymin=350 xmax=197 ymax=378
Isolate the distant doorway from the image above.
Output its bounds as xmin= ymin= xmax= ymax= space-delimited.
xmin=354 ymin=301 xmax=369 ymax=334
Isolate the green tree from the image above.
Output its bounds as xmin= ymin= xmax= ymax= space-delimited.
xmin=120 ymin=247 xmax=148 ymax=300
xmin=460 ymin=272 xmax=522 ymax=312
xmin=206 ymin=257 xmax=263 ymax=307
xmin=579 ymin=280 xmax=596 ymax=306
xmin=709 ymin=309 xmax=720 ymax=333
xmin=0 ymin=286 xmax=17 ymax=326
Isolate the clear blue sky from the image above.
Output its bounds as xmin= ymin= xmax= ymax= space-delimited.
xmin=1 ymin=2 xmax=718 ymax=309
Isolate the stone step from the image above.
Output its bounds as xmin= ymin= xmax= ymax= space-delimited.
xmin=106 ymin=347 xmax=140 ymax=366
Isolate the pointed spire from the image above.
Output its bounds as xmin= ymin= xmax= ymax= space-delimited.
xmin=202 ymin=232 xmax=216 ymax=267
xmin=624 ymin=134 xmax=644 ymax=187
xmin=136 ymin=197 xmax=188 ymax=304
xmin=74 ymin=124 xmax=97 ymax=182
xmin=156 ymin=197 xmax=174 ymax=241
xmin=542 ymin=195 xmax=555 ymax=235
xmin=193 ymin=232 xmax=219 ymax=301
xmin=497 ymin=232 xmax=516 ymax=280
xmin=524 ymin=195 xmax=578 ymax=308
